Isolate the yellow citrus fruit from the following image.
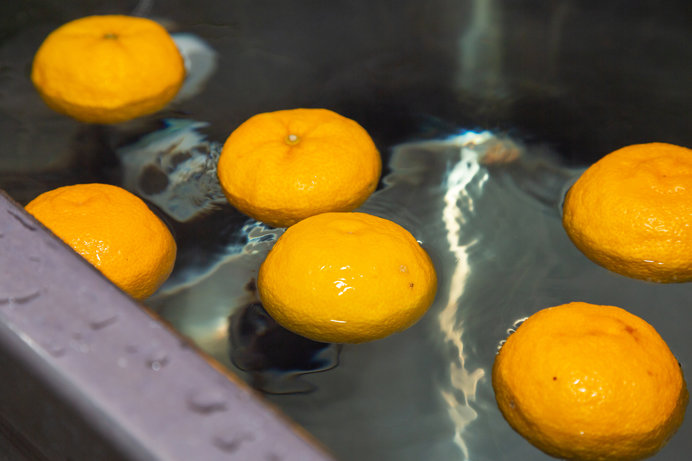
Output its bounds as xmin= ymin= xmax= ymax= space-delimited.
xmin=25 ymin=183 xmax=177 ymax=299
xmin=217 ymin=108 xmax=381 ymax=228
xmin=257 ymin=212 xmax=437 ymax=343
xmin=562 ymin=142 xmax=692 ymax=282
xmin=493 ymin=302 xmax=688 ymax=461
xmin=31 ymin=15 xmax=185 ymax=124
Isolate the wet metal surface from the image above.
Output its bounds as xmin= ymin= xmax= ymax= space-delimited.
xmin=0 ymin=191 xmax=333 ymax=461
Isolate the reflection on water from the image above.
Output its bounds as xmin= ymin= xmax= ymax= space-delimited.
xmin=437 ymin=132 xmax=491 ymax=458
xmin=135 ymin=120 xmax=692 ymax=460
xmin=140 ymin=121 xmax=559 ymax=460
xmin=117 ymin=118 xmax=225 ymax=222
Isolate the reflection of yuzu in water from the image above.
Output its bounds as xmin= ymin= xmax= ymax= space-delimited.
xmin=31 ymin=15 xmax=185 ymax=124
xmin=25 ymin=183 xmax=177 ymax=299
xmin=562 ymin=143 xmax=692 ymax=282
xmin=257 ymin=212 xmax=437 ymax=343
xmin=216 ymin=108 xmax=381 ymax=228
xmin=493 ymin=302 xmax=688 ymax=461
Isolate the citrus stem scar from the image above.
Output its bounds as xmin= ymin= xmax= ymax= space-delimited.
xmin=286 ymin=133 xmax=300 ymax=145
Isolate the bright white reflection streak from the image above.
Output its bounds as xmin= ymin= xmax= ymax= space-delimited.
xmin=438 ymin=132 xmax=490 ymax=460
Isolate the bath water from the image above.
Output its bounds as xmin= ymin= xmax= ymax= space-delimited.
xmin=134 ymin=122 xmax=692 ymax=461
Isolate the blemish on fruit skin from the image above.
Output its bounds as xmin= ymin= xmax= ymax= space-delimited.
xmin=103 ymin=33 xmax=118 ymax=39
xmin=622 ymin=324 xmax=642 ymax=343
xmin=409 ymin=282 xmax=415 ymax=288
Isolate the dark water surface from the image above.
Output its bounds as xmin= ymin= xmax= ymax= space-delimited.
xmin=1 ymin=1 xmax=690 ymax=460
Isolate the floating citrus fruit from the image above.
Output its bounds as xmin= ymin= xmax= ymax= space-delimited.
xmin=563 ymin=142 xmax=692 ymax=282
xmin=493 ymin=302 xmax=688 ymax=461
xmin=25 ymin=183 xmax=177 ymax=299
xmin=31 ymin=15 xmax=185 ymax=124
xmin=257 ymin=212 xmax=437 ymax=343
xmin=217 ymin=108 xmax=381 ymax=228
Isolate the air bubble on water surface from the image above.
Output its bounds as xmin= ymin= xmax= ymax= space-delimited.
xmin=512 ymin=316 xmax=528 ymax=328
xmin=497 ymin=316 xmax=529 ymax=351
xmin=505 ymin=316 xmax=528 ymax=337
xmin=497 ymin=339 xmax=506 ymax=352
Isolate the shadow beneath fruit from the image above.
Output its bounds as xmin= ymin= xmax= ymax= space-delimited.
xmin=228 ymin=290 xmax=341 ymax=395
